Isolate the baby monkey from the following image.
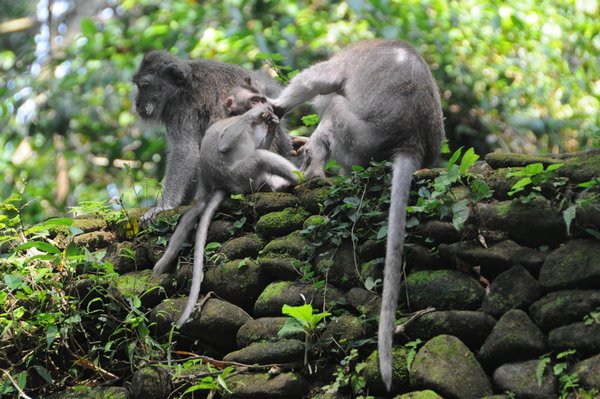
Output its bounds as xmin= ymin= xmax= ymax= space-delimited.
xmin=152 ymin=82 xmax=299 ymax=325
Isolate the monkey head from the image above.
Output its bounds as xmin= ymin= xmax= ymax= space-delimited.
xmin=224 ymin=78 xmax=270 ymax=116
xmin=132 ymin=50 xmax=191 ymax=120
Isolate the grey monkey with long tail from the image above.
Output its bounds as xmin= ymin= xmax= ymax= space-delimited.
xmin=271 ymin=39 xmax=444 ymax=390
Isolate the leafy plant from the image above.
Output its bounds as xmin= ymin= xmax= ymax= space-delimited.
xmin=279 ymin=303 xmax=330 ymax=365
xmin=409 ymin=147 xmax=492 ymax=231
xmin=562 ymin=177 xmax=600 ymax=236
xmin=537 ymin=350 xmax=599 ymax=399
xmin=321 ymin=348 xmax=371 ymax=397
xmin=584 ymin=308 xmax=600 ymax=326
xmin=507 ymin=162 xmax=564 ymax=202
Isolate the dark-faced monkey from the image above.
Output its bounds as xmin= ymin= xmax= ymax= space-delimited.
xmin=132 ymin=51 xmax=292 ymax=227
xmin=152 ymin=87 xmax=299 ymax=325
xmin=271 ymin=39 xmax=445 ymax=390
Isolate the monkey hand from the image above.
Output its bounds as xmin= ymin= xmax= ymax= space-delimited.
xmin=253 ymin=103 xmax=279 ymax=126
xmin=291 ymin=136 xmax=309 ymax=156
xmin=267 ymin=97 xmax=288 ymax=119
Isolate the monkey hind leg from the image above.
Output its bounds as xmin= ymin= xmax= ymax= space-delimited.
xmin=301 ymin=117 xmax=333 ymax=179
xmin=232 ymin=150 xmax=299 ymax=192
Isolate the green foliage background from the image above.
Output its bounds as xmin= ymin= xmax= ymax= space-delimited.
xmin=1 ymin=0 xmax=598 ymax=222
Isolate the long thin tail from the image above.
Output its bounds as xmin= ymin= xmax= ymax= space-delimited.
xmin=177 ymin=190 xmax=226 ymax=326
xmin=152 ymin=201 xmax=208 ymax=277
xmin=378 ymin=153 xmax=420 ymax=391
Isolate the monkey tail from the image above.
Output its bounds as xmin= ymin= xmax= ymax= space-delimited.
xmin=176 ymin=190 xmax=226 ymax=326
xmin=378 ymin=152 xmax=420 ymax=391
xmin=152 ymin=201 xmax=209 ymax=277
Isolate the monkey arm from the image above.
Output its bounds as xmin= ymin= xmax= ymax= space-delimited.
xmin=273 ymin=60 xmax=345 ymax=115
xmin=140 ymin=136 xmax=202 ymax=228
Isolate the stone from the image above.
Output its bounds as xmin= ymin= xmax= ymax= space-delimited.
xmin=257 ymin=255 xmax=304 ymax=280
xmin=493 ymin=360 xmax=558 ymax=399
xmin=323 ymin=314 xmax=364 ymax=342
xmin=405 ymin=245 xmax=440 ymax=272
xmin=363 ymin=347 xmax=411 ymax=394
xmin=400 ymin=270 xmax=485 ymax=312
xmin=484 ymin=153 xmax=560 ymax=169
xmin=236 ymin=317 xmax=299 ymax=347
xmin=182 ymin=298 xmax=252 ymax=353
xmin=413 ymin=220 xmax=461 ymax=244
xmin=572 ymin=353 xmax=600 ymax=390
xmin=111 ymin=269 xmax=177 ymax=308
xmin=46 ymin=387 xmax=130 ymax=399
xmin=248 ymin=192 xmax=298 ymax=214
xmin=393 ymin=391 xmax=443 ymax=399
xmin=410 ymin=335 xmax=492 ymax=398
xmin=204 ymin=259 xmax=272 ymax=312
xmin=549 ymin=322 xmax=600 ymax=357
xmin=403 ymin=310 xmax=496 ymax=351
xmin=481 ymin=265 xmax=541 ymax=318
xmin=130 ymin=365 xmax=172 ymax=399
xmin=224 ymin=372 xmax=310 ymax=399
xmin=315 ymin=243 xmax=362 ymax=289
xmin=503 ymin=199 xmax=567 ymax=248
xmin=261 ymin=231 xmax=309 ymax=259
xmin=529 ymin=289 xmax=600 ymax=331
xmin=207 ymin=219 xmax=234 ymax=243
xmin=539 ymin=240 xmax=600 ymax=291
xmin=294 ymin=178 xmax=330 ymax=213
xmin=104 ymin=241 xmax=136 ymax=273
xmin=254 ymin=281 xmax=345 ymax=317
xmin=218 ymin=234 xmax=264 ymax=260
xmin=478 ymin=309 xmax=546 ymax=369
xmin=559 ymin=151 xmax=600 ymax=182
xmin=73 ymin=230 xmax=117 ymax=251
xmin=223 ymin=339 xmax=305 ymax=364
xmin=255 ymin=207 xmax=309 ymax=238
xmin=346 ymin=287 xmax=381 ymax=317
xmin=456 ymin=240 xmax=528 ymax=276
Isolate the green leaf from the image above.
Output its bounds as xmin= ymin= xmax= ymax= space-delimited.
xmin=509 ymin=177 xmax=532 ymax=195
xmin=469 ymin=179 xmax=493 ymax=201
xmin=81 ymin=18 xmax=97 ymax=36
xmin=376 ymin=225 xmax=387 ymax=240
xmin=4 ymin=273 xmax=24 ymax=290
xmin=278 ymin=317 xmax=306 ymax=337
xmin=459 ymin=147 xmax=479 ymax=175
xmin=546 ymin=163 xmax=563 ymax=172
xmin=447 ymin=147 xmax=463 ymax=171
xmin=282 ymin=303 xmax=313 ymax=326
xmin=536 ymin=356 xmax=551 ymax=387
xmin=563 ymin=205 xmax=577 ymax=235
xmin=33 ymin=365 xmax=53 ymax=384
xmin=524 ymin=163 xmax=544 ymax=175
xmin=451 ymin=199 xmax=470 ymax=231
xmin=301 ymin=113 xmax=320 ymax=126
xmin=15 ymin=241 xmax=60 ymax=254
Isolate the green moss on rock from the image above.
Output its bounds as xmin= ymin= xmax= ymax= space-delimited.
xmin=255 ymin=207 xmax=310 ymax=237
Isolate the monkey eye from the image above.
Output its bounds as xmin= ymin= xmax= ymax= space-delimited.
xmin=250 ymin=96 xmax=266 ymax=104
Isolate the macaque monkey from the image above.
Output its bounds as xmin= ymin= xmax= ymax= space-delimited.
xmin=132 ymin=51 xmax=292 ymax=227
xmin=152 ymin=87 xmax=299 ymax=325
xmin=271 ymin=39 xmax=445 ymax=390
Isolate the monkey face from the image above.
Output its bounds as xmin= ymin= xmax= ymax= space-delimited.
xmin=132 ymin=52 xmax=189 ymax=120
xmin=133 ymin=76 xmax=164 ymax=120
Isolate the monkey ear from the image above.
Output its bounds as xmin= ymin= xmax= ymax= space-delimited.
xmin=163 ymin=62 xmax=189 ymax=86
xmin=224 ymin=96 xmax=234 ymax=112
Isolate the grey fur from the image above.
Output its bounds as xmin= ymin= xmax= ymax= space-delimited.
xmin=132 ymin=51 xmax=292 ymax=226
xmin=272 ymin=39 xmax=444 ymax=390
xmin=152 ymin=100 xmax=298 ymax=325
